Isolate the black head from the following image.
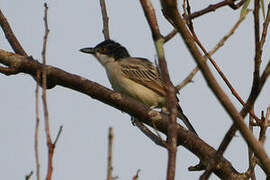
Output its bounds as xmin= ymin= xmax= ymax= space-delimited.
xmin=80 ymin=40 xmax=130 ymax=60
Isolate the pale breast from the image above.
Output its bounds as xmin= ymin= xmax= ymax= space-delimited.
xmin=104 ymin=62 xmax=165 ymax=108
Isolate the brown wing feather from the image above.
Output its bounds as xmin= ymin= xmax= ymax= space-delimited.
xmin=119 ymin=58 xmax=166 ymax=97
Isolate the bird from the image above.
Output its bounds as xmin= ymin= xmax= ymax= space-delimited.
xmin=80 ymin=39 xmax=197 ymax=135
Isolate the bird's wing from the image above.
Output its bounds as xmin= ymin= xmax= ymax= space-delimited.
xmin=119 ymin=58 xmax=166 ymax=97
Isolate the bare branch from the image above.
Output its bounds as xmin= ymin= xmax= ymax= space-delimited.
xmin=25 ymin=171 xmax=33 ymax=180
xmin=140 ymin=1 xmax=178 ymax=179
xmin=132 ymin=169 xmax=141 ymax=180
xmin=0 ymin=66 xmax=19 ymax=75
xmin=41 ymin=4 xmax=54 ymax=180
xmin=176 ymin=9 xmax=250 ymax=90
xmin=133 ymin=119 xmax=167 ymax=148
xmin=107 ymin=127 xmax=114 ymax=180
xmin=161 ymin=0 xmax=270 ymax=175
xmin=0 ymin=9 xmax=27 ymax=56
xmin=163 ymin=29 xmax=177 ymax=43
xmin=35 ymin=71 xmax=41 ymax=180
xmin=260 ymin=2 xmax=270 ymax=54
xmin=53 ymin=126 xmax=63 ymax=145
xmin=100 ymin=0 xmax=110 ymax=40
xmin=185 ymin=0 xmax=247 ymax=20
xmin=0 ymin=49 xmax=244 ymax=178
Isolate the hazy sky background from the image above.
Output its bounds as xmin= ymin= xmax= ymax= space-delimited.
xmin=0 ymin=0 xmax=270 ymax=179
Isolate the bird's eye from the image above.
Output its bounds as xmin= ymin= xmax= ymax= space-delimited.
xmin=99 ymin=47 xmax=107 ymax=53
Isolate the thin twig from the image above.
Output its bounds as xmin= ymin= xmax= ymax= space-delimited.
xmin=163 ymin=29 xmax=178 ymax=43
xmin=107 ymin=127 xmax=113 ymax=180
xmin=53 ymin=125 xmax=63 ymax=145
xmin=260 ymin=2 xmax=270 ymax=53
xmin=140 ymin=1 xmax=178 ymax=179
xmin=176 ymin=9 xmax=250 ymax=91
xmin=25 ymin=171 xmax=34 ymax=180
xmin=185 ymin=0 xmax=247 ymax=20
xmin=132 ymin=169 xmax=141 ymax=180
xmin=176 ymin=9 xmax=261 ymax=123
xmin=161 ymin=0 xmax=270 ymax=175
xmin=0 ymin=9 xmax=27 ymax=56
xmin=41 ymin=4 xmax=54 ymax=180
xmin=248 ymin=112 xmax=256 ymax=180
xmin=100 ymin=0 xmax=110 ymax=40
xmin=35 ymin=71 xmax=41 ymax=180
xmin=133 ymin=119 xmax=167 ymax=148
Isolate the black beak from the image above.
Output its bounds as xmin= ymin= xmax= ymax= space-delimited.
xmin=79 ymin=47 xmax=95 ymax=54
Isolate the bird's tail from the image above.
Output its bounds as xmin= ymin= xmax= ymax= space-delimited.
xmin=177 ymin=105 xmax=198 ymax=136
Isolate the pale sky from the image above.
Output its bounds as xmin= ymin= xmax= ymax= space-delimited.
xmin=0 ymin=0 xmax=269 ymax=179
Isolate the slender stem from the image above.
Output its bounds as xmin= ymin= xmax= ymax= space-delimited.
xmin=0 ymin=9 xmax=27 ymax=56
xmin=100 ymin=0 xmax=110 ymax=40
xmin=35 ymin=71 xmax=41 ymax=180
xmin=140 ymin=1 xmax=178 ymax=179
xmin=107 ymin=127 xmax=113 ymax=180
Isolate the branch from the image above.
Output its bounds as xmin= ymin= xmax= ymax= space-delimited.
xmin=176 ymin=9 xmax=250 ymax=91
xmin=107 ymin=127 xmax=114 ymax=180
xmin=35 ymin=71 xmax=41 ymax=180
xmin=139 ymin=1 xmax=178 ymax=179
xmin=0 ymin=49 xmax=243 ymax=179
xmin=99 ymin=0 xmax=110 ymax=40
xmin=260 ymin=2 xmax=270 ymax=48
xmin=133 ymin=119 xmax=167 ymax=148
xmin=0 ymin=9 xmax=27 ymax=56
xmin=132 ymin=169 xmax=141 ymax=180
xmin=25 ymin=171 xmax=33 ymax=180
xmin=161 ymin=0 xmax=270 ymax=175
xmin=185 ymin=0 xmax=247 ymax=20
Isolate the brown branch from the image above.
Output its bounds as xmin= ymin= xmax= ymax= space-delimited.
xmin=133 ymin=119 xmax=167 ymax=148
xmin=0 ymin=49 xmax=245 ymax=179
xmin=107 ymin=127 xmax=114 ymax=180
xmin=25 ymin=171 xmax=34 ymax=180
xmin=248 ymin=113 xmax=256 ymax=180
xmin=0 ymin=9 xmax=27 ymax=56
xmin=185 ymin=0 xmax=247 ymax=20
xmin=132 ymin=169 xmax=141 ymax=180
xmin=41 ymin=4 xmax=54 ymax=180
xmin=161 ymin=0 xmax=270 ymax=175
xmin=139 ymin=1 xmax=178 ymax=179
xmin=209 ymin=8 xmax=270 ymax=176
xmin=260 ymin=2 xmax=270 ymax=54
xmin=0 ymin=66 xmax=19 ymax=75
xmin=176 ymin=9 xmax=250 ymax=91
xmin=261 ymin=60 xmax=270 ymax=86
xmin=35 ymin=71 xmax=41 ymax=180
xmin=163 ymin=29 xmax=177 ymax=43
xmin=184 ymin=5 xmax=261 ymax=177
xmin=254 ymin=0 xmax=261 ymax=84
xmin=100 ymin=0 xmax=110 ymax=40
xmin=53 ymin=126 xmax=63 ymax=145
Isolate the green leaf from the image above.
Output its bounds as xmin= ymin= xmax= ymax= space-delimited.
xmin=240 ymin=0 xmax=251 ymax=18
